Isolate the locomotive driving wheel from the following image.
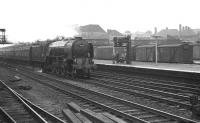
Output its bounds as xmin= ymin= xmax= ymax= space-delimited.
xmin=70 ymin=67 xmax=76 ymax=79
xmin=55 ymin=68 xmax=59 ymax=74
xmin=61 ymin=67 xmax=65 ymax=76
xmin=52 ymin=67 xmax=57 ymax=74
xmin=42 ymin=65 xmax=46 ymax=73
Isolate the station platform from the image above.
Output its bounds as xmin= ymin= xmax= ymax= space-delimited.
xmin=94 ymin=59 xmax=200 ymax=73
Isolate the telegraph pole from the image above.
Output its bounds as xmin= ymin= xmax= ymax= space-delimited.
xmin=152 ymin=35 xmax=161 ymax=64
xmin=126 ymin=35 xmax=131 ymax=64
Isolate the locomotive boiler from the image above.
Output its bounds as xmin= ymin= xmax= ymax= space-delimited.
xmin=42 ymin=37 xmax=94 ymax=78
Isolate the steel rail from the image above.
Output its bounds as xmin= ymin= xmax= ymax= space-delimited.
xmin=16 ymin=67 xmax=198 ymax=123
xmin=0 ymin=80 xmax=48 ymax=123
xmin=0 ymin=107 xmax=16 ymax=123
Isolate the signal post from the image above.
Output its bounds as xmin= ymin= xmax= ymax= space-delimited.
xmin=0 ymin=29 xmax=6 ymax=44
xmin=113 ymin=35 xmax=131 ymax=64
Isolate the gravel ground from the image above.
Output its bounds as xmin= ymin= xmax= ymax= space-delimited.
xmin=0 ymin=64 xmax=198 ymax=122
xmin=48 ymin=75 xmax=195 ymax=120
xmin=0 ymin=65 xmax=75 ymax=121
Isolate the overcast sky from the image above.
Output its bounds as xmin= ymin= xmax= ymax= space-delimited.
xmin=1 ymin=0 xmax=200 ymax=43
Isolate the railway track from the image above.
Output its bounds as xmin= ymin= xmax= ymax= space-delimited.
xmin=89 ymin=72 xmax=194 ymax=105
xmin=93 ymin=70 xmax=200 ymax=95
xmin=9 ymin=65 xmax=199 ymax=123
xmin=80 ymin=75 xmax=192 ymax=109
xmin=86 ymin=71 xmax=200 ymax=111
xmin=92 ymin=70 xmax=200 ymax=97
xmin=0 ymin=80 xmax=66 ymax=123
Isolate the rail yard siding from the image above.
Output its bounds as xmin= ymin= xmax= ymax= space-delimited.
xmin=94 ymin=43 xmax=194 ymax=64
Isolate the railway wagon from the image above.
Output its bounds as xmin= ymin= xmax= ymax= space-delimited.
xmin=158 ymin=44 xmax=193 ymax=63
xmin=135 ymin=43 xmax=193 ymax=63
xmin=94 ymin=46 xmax=125 ymax=60
xmin=30 ymin=43 xmax=50 ymax=65
xmin=135 ymin=45 xmax=155 ymax=62
xmin=14 ymin=45 xmax=31 ymax=61
xmin=0 ymin=44 xmax=31 ymax=62
xmin=193 ymin=43 xmax=200 ymax=60
xmin=94 ymin=46 xmax=136 ymax=60
xmin=0 ymin=46 xmax=13 ymax=59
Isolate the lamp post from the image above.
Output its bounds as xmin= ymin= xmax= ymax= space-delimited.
xmin=152 ymin=35 xmax=161 ymax=64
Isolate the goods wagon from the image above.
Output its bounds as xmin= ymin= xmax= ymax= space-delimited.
xmin=130 ymin=46 xmax=136 ymax=61
xmin=193 ymin=43 xmax=200 ymax=60
xmin=158 ymin=44 xmax=193 ymax=63
xmin=135 ymin=43 xmax=193 ymax=63
xmin=135 ymin=45 xmax=155 ymax=62
xmin=94 ymin=46 xmax=126 ymax=60
xmin=94 ymin=46 xmax=136 ymax=60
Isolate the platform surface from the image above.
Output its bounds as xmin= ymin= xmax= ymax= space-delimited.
xmin=94 ymin=59 xmax=200 ymax=73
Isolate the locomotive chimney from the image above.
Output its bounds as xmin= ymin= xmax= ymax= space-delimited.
xmin=75 ymin=36 xmax=82 ymax=40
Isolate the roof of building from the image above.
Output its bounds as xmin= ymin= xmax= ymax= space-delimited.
xmin=107 ymin=29 xmax=123 ymax=36
xmin=77 ymin=24 xmax=109 ymax=39
xmin=78 ymin=24 xmax=106 ymax=33
xmin=157 ymin=29 xmax=179 ymax=37
xmin=180 ymin=29 xmax=196 ymax=36
xmin=193 ymin=29 xmax=200 ymax=34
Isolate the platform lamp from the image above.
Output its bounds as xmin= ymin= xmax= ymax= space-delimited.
xmin=152 ymin=35 xmax=161 ymax=64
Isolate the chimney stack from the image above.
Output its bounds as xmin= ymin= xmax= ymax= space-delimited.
xmin=154 ymin=27 xmax=157 ymax=34
xmin=179 ymin=24 xmax=182 ymax=32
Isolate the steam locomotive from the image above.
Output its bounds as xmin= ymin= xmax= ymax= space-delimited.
xmin=0 ymin=37 xmax=95 ymax=78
